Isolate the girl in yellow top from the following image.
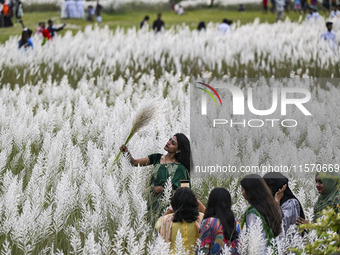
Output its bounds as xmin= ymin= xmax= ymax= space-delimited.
xmin=155 ymin=188 xmax=204 ymax=254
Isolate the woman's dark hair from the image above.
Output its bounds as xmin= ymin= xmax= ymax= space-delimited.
xmin=19 ymin=30 xmax=29 ymax=49
xmin=27 ymin=29 xmax=33 ymax=38
xmin=174 ymin=133 xmax=191 ymax=174
xmin=171 ymin=187 xmax=199 ymax=223
xmin=197 ymin=21 xmax=206 ymax=31
xmin=204 ymin=187 xmax=238 ymax=241
xmin=240 ymin=174 xmax=283 ymax=237
xmin=263 ymin=172 xmax=305 ymax=219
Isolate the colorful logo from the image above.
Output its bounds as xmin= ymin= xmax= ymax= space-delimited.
xmin=196 ymin=82 xmax=222 ymax=106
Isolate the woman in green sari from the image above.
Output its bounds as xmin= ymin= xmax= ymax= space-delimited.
xmin=120 ymin=133 xmax=191 ymax=215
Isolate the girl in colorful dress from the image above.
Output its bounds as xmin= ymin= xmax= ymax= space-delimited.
xmin=197 ymin=188 xmax=240 ymax=255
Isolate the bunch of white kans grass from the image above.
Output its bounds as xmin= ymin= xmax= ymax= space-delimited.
xmin=1 ymin=19 xmax=339 ymax=86
xmin=0 ymin=72 xmax=337 ymax=253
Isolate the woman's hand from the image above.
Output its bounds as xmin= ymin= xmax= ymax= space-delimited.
xmin=296 ymin=216 xmax=309 ymax=225
xmin=119 ymin=145 xmax=150 ymax=167
xmin=120 ymin=145 xmax=129 ymax=153
xmin=275 ymin=184 xmax=287 ymax=204
xmin=197 ymin=199 xmax=206 ymax=213
xmin=153 ymin=186 xmax=164 ymax=194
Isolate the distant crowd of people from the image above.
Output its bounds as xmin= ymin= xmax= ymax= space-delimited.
xmin=86 ymin=0 xmax=102 ymax=23
xmin=1 ymin=0 xmax=337 ymax=50
xmin=263 ymin=0 xmax=340 ymax=13
xmin=263 ymin=0 xmax=340 ymax=21
xmin=0 ymin=0 xmax=22 ymax=27
xmin=138 ymin=12 xmax=336 ymax=47
xmin=18 ymin=19 xmax=66 ymax=49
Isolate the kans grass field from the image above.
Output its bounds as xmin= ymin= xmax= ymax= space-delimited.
xmin=0 ymin=1 xmax=339 ymax=254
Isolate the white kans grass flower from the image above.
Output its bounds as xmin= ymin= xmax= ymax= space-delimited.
xmin=0 ymin=23 xmax=339 ymax=254
xmin=1 ymin=21 xmax=339 ymax=86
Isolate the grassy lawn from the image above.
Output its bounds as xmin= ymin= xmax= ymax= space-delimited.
xmin=0 ymin=5 xmax=327 ymax=44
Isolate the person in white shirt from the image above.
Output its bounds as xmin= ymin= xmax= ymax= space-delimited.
xmin=218 ymin=18 xmax=232 ymax=34
xmin=330 ymin=5 xmax=340 ymax=19
xmin=320 ymin=21 xmax=336 ymax=47
xmin=177 ymin=5 xmax=184 ymax=15
xmin=276 ymin=0 xmax=285 ymax=21
xmin=306 ymin=5 xmax=320 ymax=21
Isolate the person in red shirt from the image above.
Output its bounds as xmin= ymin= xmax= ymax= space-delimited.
xmin=41 ymin=22 xmax=51 ymax=46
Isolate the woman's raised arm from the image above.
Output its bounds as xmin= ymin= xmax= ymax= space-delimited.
xmin=119 ymin=145 xmax=150 ymax=166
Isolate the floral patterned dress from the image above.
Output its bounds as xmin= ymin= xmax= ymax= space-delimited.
xmin=197 ymin=217 xmax=241 ymax=255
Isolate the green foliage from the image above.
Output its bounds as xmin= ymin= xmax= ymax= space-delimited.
xmin=293 ymin=208 xmax=340 ymax=255
xmin=24 ymin=3 xmax=60 ymax=12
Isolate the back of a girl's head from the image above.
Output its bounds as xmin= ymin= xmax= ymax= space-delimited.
xmin=241 ymin=174 xmax=275 ymax=205
xmin=207 ymin=187 xmax=232 ymax=211
xmin=171 ymin=188 xmax=198 ymax=223
xmin=27 ymin=29 xmax=33 ymax=38
xmin=205 ymin=187 xmax=238 ymax=241
xmin=241 ymin=174 xmax=283 ymax=236
xmin=21 ymin=30 xmax=28 ymax=41
xmin=263 ymin=172 xmax=288 ymax=196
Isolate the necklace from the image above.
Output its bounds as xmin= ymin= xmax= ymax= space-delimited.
xmin=164 ymin=154 xmax=176 ymax=163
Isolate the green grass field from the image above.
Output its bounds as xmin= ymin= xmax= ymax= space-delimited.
xmin=1 ymin=3 xmax=330 ymax=44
